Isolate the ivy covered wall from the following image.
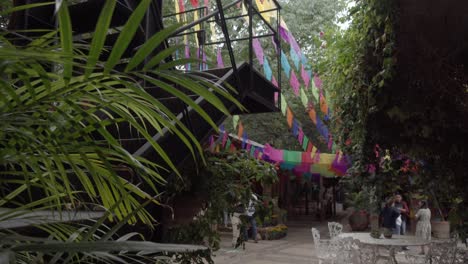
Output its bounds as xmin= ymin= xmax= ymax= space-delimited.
xmin=323 ymin=0 xmax=468 ymax=238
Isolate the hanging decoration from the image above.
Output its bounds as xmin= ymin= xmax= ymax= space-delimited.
xmin=289 ymin=71 xmax=300 ymax=96
xmin=190 ymin=0 xmax=199 ymax=7
xmin=290 ymin=45 xmax=300 ymax=70
xmin=280 ymin=51 xmax=291 ymax=78
xmin=253 ymin=38 xmax=264 ymax=65
xmin=217 ymin=47 xmax=224 ymax=68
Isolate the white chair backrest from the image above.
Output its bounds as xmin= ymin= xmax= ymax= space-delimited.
xmin=328 ymin=221 xmax=343 ymax=239
xmin=311 ymin=227 xmax=321 ymax=247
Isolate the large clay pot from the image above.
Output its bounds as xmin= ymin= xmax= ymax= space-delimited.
xmin=349 ymin=210 xmax=370 ymax=231
xmin=431 ymin=221 xmax=450 ymax=239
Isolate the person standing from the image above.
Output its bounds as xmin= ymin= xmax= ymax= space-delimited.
xmin=245 ymin=194 xmax=259 ymax=243
xmin=415 ymin=200 xmax=431 ymax=254
xmin=394 ymin=194 xmax=410 ymax=235
xmin=381 ymin=197 xmax=400 ymax=231
xmin=231 ymin=202 xmax=245 ymax=248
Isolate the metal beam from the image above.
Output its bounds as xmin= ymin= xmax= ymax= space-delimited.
xmin=204 ymin=33 xmax=275 ymax=46
xmin=170 ymin=0 xmax=242 ymax=37
xmin=215 ymin=0 xmax=241 ymax=90
xmin=248 ymin=0 xmax=254 ymax=93
xmin=205 ymin=7 xmax=279 ymax=23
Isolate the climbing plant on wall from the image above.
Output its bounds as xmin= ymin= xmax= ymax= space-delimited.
xmin=323 ymin=0 xmax=468 ymax=240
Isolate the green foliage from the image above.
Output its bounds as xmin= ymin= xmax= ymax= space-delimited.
xmin=165 ymin=151 xmax=278 ymax=260
xmin=278 ymin=0 xmax=346 ymax=59
xmin=322 ymin=0 xmax=468 ymax=240
xmin=322 ymin=0 xmax=397 ymax=166
xmin=202 ymin=151 xmax=278 ymax=210
xmin=0 ymin=1 xmax=240 ymax=262
xmin=344 ymin=185 xmax=378 ymax=213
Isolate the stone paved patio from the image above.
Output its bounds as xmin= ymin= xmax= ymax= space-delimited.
xmin=212 ymin=218 xmax=332 ymax=264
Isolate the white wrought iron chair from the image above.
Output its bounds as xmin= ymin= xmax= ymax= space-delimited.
xmin=428 ymin=240 xmax=458 ymax=264
xmin=328 ymin=222 xmax=344 ymax=239
xmin=311 ymin=227 xmax=337 ymax=264
xmin=453 ymin=247 xmax=468 ymax=264
xmin=401 ymin=253 xmax=429 ymax=264
xmin=357 ymin=243 xmax=396 ymax=264
xmin=332 ymin=237 xmax=361 ymax=264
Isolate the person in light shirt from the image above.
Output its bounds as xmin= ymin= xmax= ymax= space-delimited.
xmin=415 ymin=200 xmax=431 ymax=254
xmin=244 ymin=193 xmax=259 ymax=243
xmin=393 ymin=194 xmax=410 ymax=235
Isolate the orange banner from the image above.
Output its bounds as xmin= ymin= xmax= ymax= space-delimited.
xmin=320 ymin=94 xmax=328 ymax=115
xmin=237 ymin=122 xmax=244 ymax=138
xmin=308 ymin=109 xmax=317 ymax=124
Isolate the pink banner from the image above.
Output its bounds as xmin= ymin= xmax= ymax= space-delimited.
xmin=179 ymin=0 xmax=185 ymax=12
xmin=290 ymin=71 xmax=300 ymax=96
xmin=314 ymin=75 xmax=323 ymax=89
xmin=274 ymin=92 xmax=279 ymax=104
xmin=264 ymin=144 xmax=284 ymax=162
xmin=190 ymin=0 xmax=199 ymax=7
xmin=253 ymin=38 xmax=264 ymax=65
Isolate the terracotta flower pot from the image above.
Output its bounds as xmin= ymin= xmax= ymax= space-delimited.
xmin=349 ymin=210 xmax=370 ymax=231
xmin=431 ymin=221 xmax=450 ymax=239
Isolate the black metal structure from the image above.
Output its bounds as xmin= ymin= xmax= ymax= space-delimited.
xmin=8 ymin=0 xmax=282 ymax=191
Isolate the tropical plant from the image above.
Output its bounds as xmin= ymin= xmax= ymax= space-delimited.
xmin=0 ymin=0 xmax=242 ymax=262
xmin=163 ymin=151 xmax=278 ymax=256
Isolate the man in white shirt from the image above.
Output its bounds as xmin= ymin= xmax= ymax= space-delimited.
xmin=244 ymin=194 xmax=259 ymax=243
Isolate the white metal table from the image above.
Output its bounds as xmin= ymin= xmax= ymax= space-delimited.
xmin=338 ymin=232 xmax=431 ymax=247
xmin=338 ymin=232 xmax=431 ymax=263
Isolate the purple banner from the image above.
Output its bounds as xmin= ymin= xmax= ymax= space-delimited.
xmin=217 ymin=47 xmax=224 ymax=68
xmin=314 ymin=75 xmax=323 ymax=90
xmin=298 ymin=128 xmax=304 ymax=145
xmin=202 ymin=50 xmax=208 ymax=70
xmin=279 ymin=26 xmax=290 ymax=43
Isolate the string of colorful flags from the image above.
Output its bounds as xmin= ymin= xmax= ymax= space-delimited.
xmin=207 ymin=126 xmax=349 ymax=177
xmin=173 ymin=0 xmax=339 ymax=159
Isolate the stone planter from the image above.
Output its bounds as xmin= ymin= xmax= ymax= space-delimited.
xmin=431 ymin=220 xmax=450 ymax=239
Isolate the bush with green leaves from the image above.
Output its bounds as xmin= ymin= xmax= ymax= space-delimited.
xmin=0 ymin=0 xmax=241 ymax=262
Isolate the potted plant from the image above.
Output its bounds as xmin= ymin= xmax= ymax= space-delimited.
xmin=346 ymin=189 xmax=371 ymax=231
xmin=383 ymin=228 xmax=393 ymax=238
xmin=370 ymin=228 xmax=381 ymax=239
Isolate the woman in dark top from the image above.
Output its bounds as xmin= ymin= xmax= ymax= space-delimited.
xmin=381 ymin=197 xmax=401 ymax=230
